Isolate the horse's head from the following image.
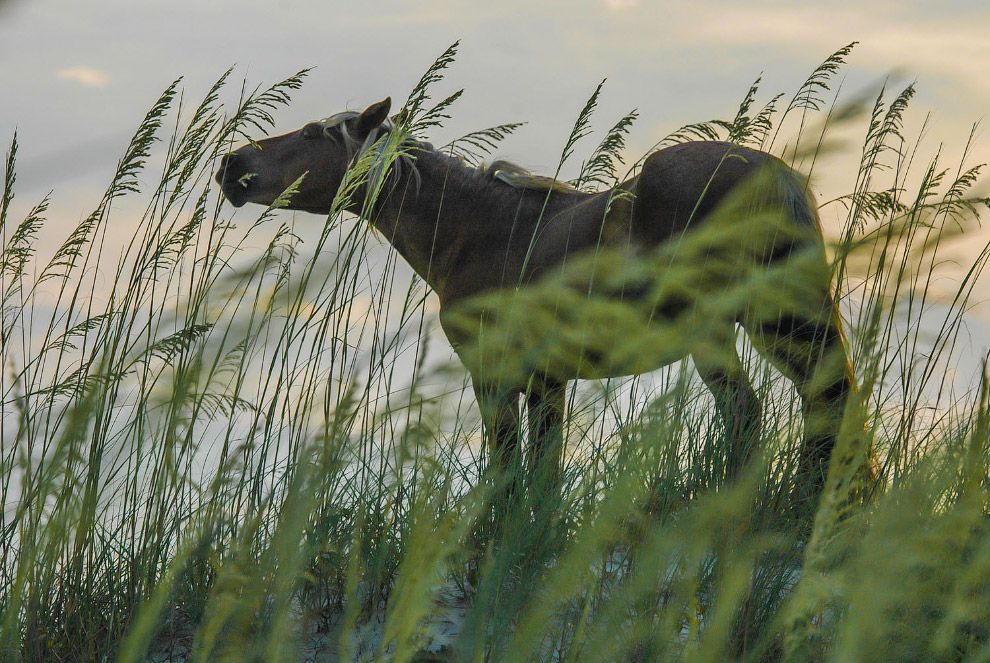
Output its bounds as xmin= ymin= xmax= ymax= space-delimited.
xmin=215 ymin=98 xmax=392 ymax=214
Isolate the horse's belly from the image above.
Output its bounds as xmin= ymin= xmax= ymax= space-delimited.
xmin=441 ymin=282 xmax=693 ymax=388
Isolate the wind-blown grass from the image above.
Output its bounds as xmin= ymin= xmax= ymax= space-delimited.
xmin=2 ymin=41 xmax=990 ymax=663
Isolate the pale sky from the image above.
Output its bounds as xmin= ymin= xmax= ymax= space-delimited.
xmin=3 ymin=0 xmax=990 ymax=362
xmin=3 ymin=0 xmax=988 ymax=195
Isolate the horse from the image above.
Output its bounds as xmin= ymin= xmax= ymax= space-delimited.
xmin=215 ymin=97 xmax=854 ymax=510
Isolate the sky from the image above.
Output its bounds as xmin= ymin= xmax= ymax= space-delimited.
xmin=2 ymin=0 xmax=990 ymax=366
xmin=3 ymin=0 xmax=989 ymax=197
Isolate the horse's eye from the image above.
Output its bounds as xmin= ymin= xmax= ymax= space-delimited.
xmin=300 ymin=123 xmax=323 ymax=140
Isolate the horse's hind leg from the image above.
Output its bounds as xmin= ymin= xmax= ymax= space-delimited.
xmin=526 ymin=378 xmax=566 ymax=501
xmin=743 ymin=305 xmax=852 ymax=508
xmin=692 ymin=334 xmax=762 ymax=482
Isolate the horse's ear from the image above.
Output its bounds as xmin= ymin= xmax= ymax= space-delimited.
xmin=356 ymin=97 xmax=391 ymax=134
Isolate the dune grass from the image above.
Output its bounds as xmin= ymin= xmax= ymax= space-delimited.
xmin=2 ymin=42 xmax=990 ymax=662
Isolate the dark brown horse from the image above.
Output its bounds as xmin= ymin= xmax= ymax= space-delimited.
xmin=216 ymin=97 xmax=853 ymax=507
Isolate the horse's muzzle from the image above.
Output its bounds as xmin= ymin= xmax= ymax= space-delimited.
xmin=215 ymin=153 xmax=249 ymax=207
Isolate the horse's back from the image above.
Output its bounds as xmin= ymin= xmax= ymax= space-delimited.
xmin=631 ymin=141 xmax=791 ymax=245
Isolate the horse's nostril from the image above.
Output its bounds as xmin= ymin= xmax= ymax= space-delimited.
xmin=216 ymin=153 xmax=243 ymax=186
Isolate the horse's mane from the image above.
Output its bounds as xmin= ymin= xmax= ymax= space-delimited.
xmin=316 ymin=112 xmax=579 ymax=195
xmin=483 ymin=160 xmax=579 ymax=193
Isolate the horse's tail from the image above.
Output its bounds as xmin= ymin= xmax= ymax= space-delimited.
xmin=778 ymin=168 xmax=855 ymax=378
xmin=778 ymin=166 xmax=855 ymax=386
xmin=770 ymin=166 xmax=874 ymax=502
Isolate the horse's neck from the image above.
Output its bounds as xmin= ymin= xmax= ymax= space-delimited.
xmin=367 ymin=148 xmax=555 ymax=301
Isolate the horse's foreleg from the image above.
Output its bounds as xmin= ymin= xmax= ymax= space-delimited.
xmin=525 ymin=379 xmax=566 ymax=500
xmin=693 ymin=344 xmax=762 ymax=482
xmin=474 ymin=381 xmax=522 ymax=497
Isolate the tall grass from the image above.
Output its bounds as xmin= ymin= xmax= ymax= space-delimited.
xmin=2 ymin=42 xmax=990 ymax=662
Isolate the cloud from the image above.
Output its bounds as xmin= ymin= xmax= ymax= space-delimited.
xmin=56 ymin=66 xmax=110 ymax=88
